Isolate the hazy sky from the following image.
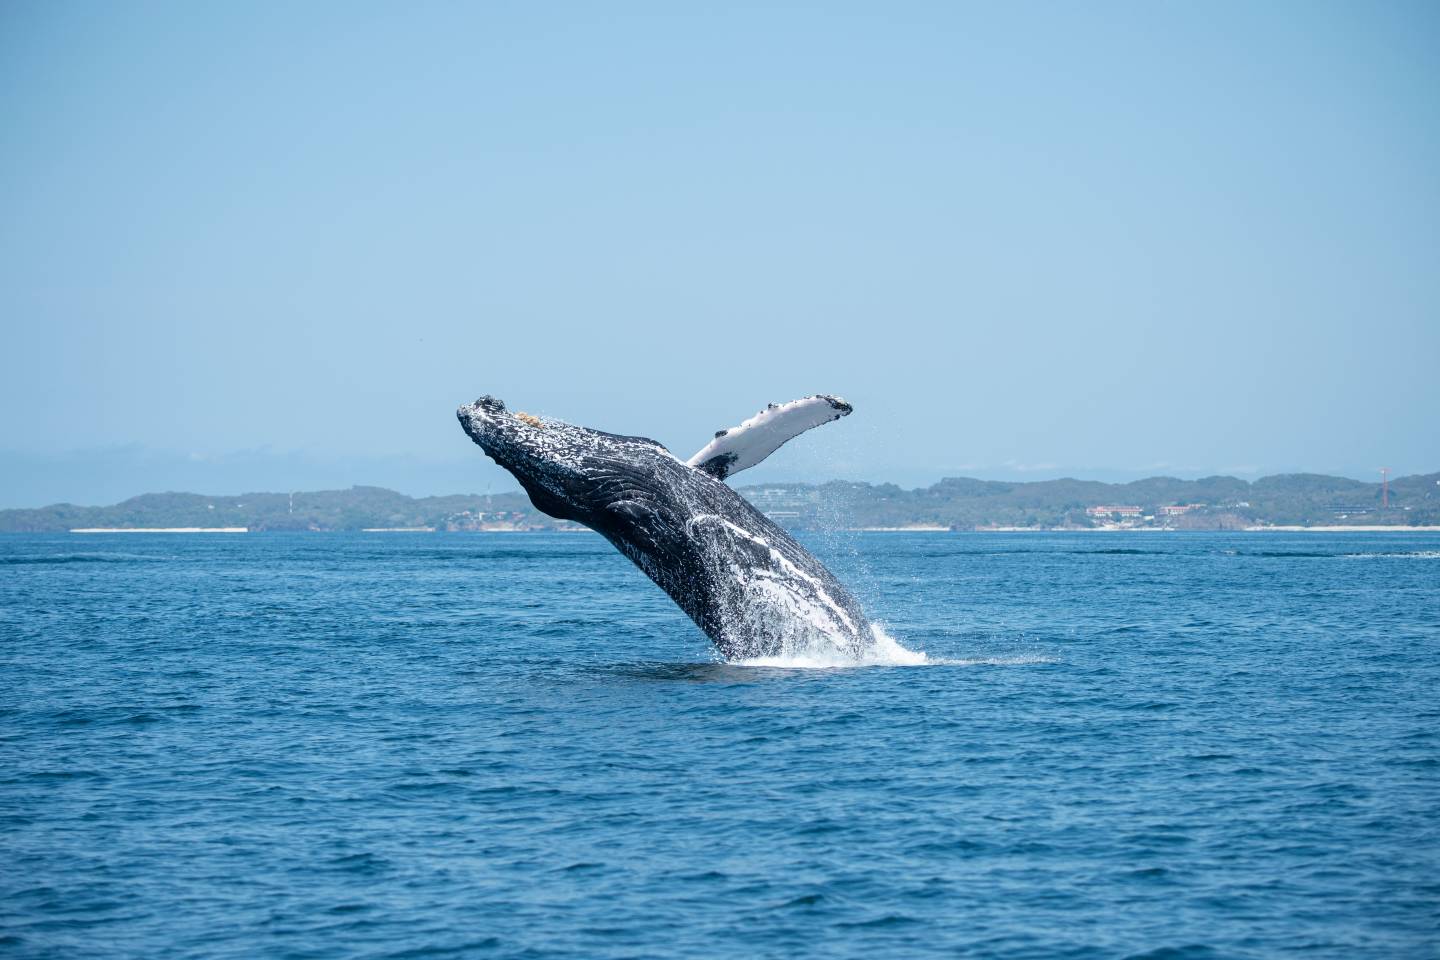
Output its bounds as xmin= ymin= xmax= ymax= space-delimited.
xmin=2 ymin=1 xmax=1436 ymax=506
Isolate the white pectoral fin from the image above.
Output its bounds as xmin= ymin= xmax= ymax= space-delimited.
xmin=686 ymin=395 xmax=853 ymax=481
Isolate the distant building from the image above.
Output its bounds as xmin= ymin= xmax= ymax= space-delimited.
xmin=1086 ymin=505 xmax=1142 ymax=518
xmin=1159 ymin=504 xmax=1206 ymax=516
xmin=744 ymin=487 xmax=817 ymax=511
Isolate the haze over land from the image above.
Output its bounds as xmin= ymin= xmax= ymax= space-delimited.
xmin=7 ymin=472 xmax=1437 ymax=533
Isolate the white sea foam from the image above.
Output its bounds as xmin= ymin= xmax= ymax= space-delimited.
xmin=735 ymin=623 xmax=928 ymax=668
xmin=732 ymin=623 xmax=1054 ymax=670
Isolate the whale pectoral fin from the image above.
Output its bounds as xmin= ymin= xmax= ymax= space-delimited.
xmin=686 ymin=395 xmax=853 ymax=481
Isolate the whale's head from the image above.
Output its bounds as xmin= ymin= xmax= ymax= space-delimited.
xmin=457 ymin=395 xmax=672 ymax=523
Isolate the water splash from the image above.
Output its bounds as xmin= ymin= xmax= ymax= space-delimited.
xmin=733 ymin=623 xmax=927 ymax=668
xmin=732 ymin=623 xmax=1059 ymax=670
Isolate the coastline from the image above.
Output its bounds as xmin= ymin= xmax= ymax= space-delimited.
xmin=70 ymin=527 xmax=248 ymax=533
xmin=35 ymin=524 xmax=1440 ymax=535
xmin=847 ymin=525 xmax=1440 ymax=533
xmin=1243 ymin=525 xmax=1440 ymax=532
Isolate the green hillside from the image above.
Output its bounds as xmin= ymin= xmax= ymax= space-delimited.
xmin=742 ymin=473 xmax=1439 ymax=529
xmin=0 ymin=486 xmax=549 ymax=533
xmin=3 ymin=473 xmax=1437 ymax=532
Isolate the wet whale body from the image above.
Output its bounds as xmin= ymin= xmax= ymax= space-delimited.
xmin=457 ymin=395 xmax=871 ymax=660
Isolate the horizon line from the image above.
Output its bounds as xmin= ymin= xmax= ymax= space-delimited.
xmin=5 ymin=468 xmax=1437 ymax=513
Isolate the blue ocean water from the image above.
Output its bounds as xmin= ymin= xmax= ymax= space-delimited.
xmin=2 ymin=530 xmax=1437 ymax=959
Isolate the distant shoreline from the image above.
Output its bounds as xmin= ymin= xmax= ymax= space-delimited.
xmin=70 ymin=527 xmax=248 ymax=534
xmin=1244 ymin=525 xmax=1440 ymax=532
xmin=855 ymin=526 xmax=1440 ymax=533
xmin=6 ymin=475 xmax=1435 ymax=533
xmin=44 ymin=525 xmax=1440 ymax=535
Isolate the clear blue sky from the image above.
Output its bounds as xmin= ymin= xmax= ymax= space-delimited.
xmin=2 ymin=1 xmax=1436 ymax=506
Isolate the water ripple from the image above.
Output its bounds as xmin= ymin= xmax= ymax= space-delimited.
xmin=0 ymin=530 xmax=1436 ymax=958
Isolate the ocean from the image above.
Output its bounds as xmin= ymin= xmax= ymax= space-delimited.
xmin=2 ymin=530 xmax=1437 ymax=959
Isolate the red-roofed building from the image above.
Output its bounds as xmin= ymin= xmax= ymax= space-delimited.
xmin=1085 ymin=505 xmax=1142 ymax=518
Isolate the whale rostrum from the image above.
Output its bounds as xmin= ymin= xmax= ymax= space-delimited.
xmin=457 ymin=395 xmax=871 ymax=660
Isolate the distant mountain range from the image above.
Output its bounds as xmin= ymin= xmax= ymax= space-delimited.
xmin=3 ymin=473 xmax=1438 ymax=532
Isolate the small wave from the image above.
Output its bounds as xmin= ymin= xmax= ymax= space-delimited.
xmin=1233 ymin=549 xmax=1440 ymax=559
xmin=939 ymin=654 xmax=1056 ymax=666
xmin=0 ymin=553 xmax=161 ymax=566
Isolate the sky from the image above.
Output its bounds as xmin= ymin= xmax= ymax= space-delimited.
xmin=2 ymin=1 xmax=1437 ymax=507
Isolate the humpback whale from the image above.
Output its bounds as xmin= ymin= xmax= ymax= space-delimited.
xmin=457 ymin=395 xmax=871 ymax=660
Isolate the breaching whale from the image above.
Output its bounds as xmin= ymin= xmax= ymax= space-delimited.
xmin=457 ymin=395 xmax=872 ymax=660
